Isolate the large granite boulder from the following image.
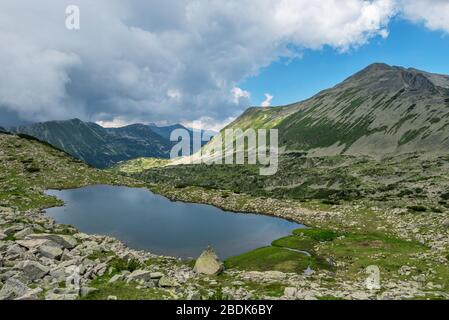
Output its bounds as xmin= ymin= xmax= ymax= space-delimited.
xmin=193 ymin=247 xmax=224 ymax=275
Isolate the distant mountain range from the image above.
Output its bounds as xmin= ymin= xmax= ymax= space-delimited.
xmin=8 ymin=120 xmax=217 ymax=168
xmin=9 ymin=63 xmax=449 ymax=168
xmin=9 ymin=119 xmax=173 ymax=168
xmin=221 ymin=63 xmax=449 ymax=157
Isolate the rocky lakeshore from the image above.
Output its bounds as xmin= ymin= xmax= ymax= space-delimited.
xmin=1 ymin=205 xmax=448 ymax=300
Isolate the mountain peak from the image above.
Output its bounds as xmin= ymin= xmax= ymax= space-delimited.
xmin=341 ymin=63 xmax=445 ymax=94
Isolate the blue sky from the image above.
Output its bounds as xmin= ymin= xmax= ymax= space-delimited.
xmin=242 ymin=18 xmax=449 ymax=107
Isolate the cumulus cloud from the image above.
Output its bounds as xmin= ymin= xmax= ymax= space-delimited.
xmin=261 ymin=94 xmax=274 ymax=107
xmin=0 ymin=0 xmax=446 ymax=129
xmin=400 ymin=0 xmax=449 ymax=33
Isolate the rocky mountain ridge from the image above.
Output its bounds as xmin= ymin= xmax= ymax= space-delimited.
xmin=223 ymin=63 xmax=449 ymax=157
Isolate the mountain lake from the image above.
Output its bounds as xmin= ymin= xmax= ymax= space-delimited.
xmin=45 ymin=185 xmax=303 ymax=259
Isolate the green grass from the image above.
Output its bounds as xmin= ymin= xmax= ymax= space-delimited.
xmin=224 ymin=228 xmax=337 ymax=273
xmin=81 ymin=275 xmax=173 ymax=300
xmin=317 ymin=232 xmax=429 ymax=279
xmin=224 ymin=246 xmax=314 ymax=273
xmin=224 ymin=227 xmax=430 ymax=284
xmin=272 ymin=235 xmax=316 ymax=252
xmin=293 ymin=229 xmax=340 ymax=242
xmin=87 ymin=250 xmax=115 ymax=261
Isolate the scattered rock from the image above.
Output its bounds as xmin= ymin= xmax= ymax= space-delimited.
xmin=158 ymin=276 xmax=179 ymax=288
xmin=0 ymin=278 xmax=30 ymax=300
xmin=443 ymin=219 xmax=449 ymax=228
xmin=128 ymin=270 xmax=153 ymax=282
xmin=107 ymin=295 xmax=118 ymax=300
xmin=45 ymin=292 xmax=78 ymax=300
xmin=15 ymin=288 xmax=43 ymax=300
xmin=80 ymin=287 xmax=98 ymax=298
xmin=150 ymin=272 xmax=164 ymax=279
xmin=193 ymin=247 xmax=224 ymax=275
xmin=284 ymin=287 xmax=298 ymax=299
xmin=3 ymin=225 xmax=23 ymax=236
xmin=16 ymin=239 xmax=50 ymax=250
xmin=39 ymin=245 xmax=63 ymax=260
xmin=14 ymin=228 xmax=33 ymax=240
xmin=27 ymin=234 xmax=77 ymax=249
xmin=108 ymin=274 xmax=125 ymax=283
xmin=0 ymin=233 xmax=7 ymax=240
xmin=22 ymin=260 xmax=50 ymax=280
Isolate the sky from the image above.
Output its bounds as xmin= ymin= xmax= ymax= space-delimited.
xmin=0 ymin=0 xmax=449 ymax=131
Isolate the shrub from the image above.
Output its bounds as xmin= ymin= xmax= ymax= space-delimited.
xmin=322 ymin=199 xmax=340 ymax=206
xmin=109 ymin=257 xmax=142 ymax=272
xmin=296 ymin=229 xmax=339 ymax=242
xmin=407 ymin=205 xmax=427 ymax=212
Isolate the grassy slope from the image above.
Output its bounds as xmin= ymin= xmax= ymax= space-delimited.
xmin=128 ymin=153 xmax=449 ymax=209
xmin=0 ymin=133 xmax=140 ymax=211
xmin=110 ymin=157 xmax=170 ymax=174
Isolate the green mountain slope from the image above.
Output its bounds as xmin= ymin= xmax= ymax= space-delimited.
xmin=0 ymin=132 xmax=134 ymax=210
xmin=148 ymin=123 xmax=189 ymax=139
xmin=226 ymin=63 xmax=449 ymax=157
xmin=9 ymin=119 xmax=173 ymax=168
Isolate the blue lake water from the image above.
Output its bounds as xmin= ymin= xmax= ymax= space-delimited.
xmin=45 ymin=185 xmax=303 ymax=259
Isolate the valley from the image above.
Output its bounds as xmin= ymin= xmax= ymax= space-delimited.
xmin=1 ymin=63 xmax=449 ymax=300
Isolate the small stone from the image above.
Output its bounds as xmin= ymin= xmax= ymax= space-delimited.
xmin=108 ymin=274 xmax=125 ymax=283
xmin=107 ymin=295 xmax=118 ymax=300
xmin=443 ymin=219 xmax=449 ymax=228
xmin=0 ymin=233 xmax=7 ymax=240
xmin=15 ymin=288 xmax=43 ymax=300
xmin=49 ymin=267 xmax=66 ymax=282
xmin=14 ymin=228 xmax=33 ymax=240
xmin=284 ymin=287 xmax=298 ymax=298
xmin=3 ymin=225 xmax=23 ymax=236
xmin=127 ymin=270 xmax=153 ymax=282
xmin=45 ymin=293 xmax=78 ymax=300
xmin=150 ymin=272 xmax=164 ymax=279
xmin=80 ymin=287 xmax=98 ymax=297
xmin=39 ymin=245 xmax=63 ymax=260
xmin=193 ymin=247 xmax=224 ymax=275
xmin=23 ymin=260 xmax=50 ymax=280
xmin=158 ymin=276 xmax=179 ymax=288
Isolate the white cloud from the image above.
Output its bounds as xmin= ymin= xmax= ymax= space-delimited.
xmin=261 ymin=94 xmax=274 ymax=107
xmin=182 ymin=116 xmax=235 ymax=132
xmin=167 ymin=89 xmax=182 ymax=101
xmin=95 ymin=117 xmax=136 ymax=128
xmin=232 ymin=87 xmax=251 ymax=104
xmin=400 ymin=0 xmax=449 ymax=33
xmin=0 ymin=0 xmax=446 ymax=126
